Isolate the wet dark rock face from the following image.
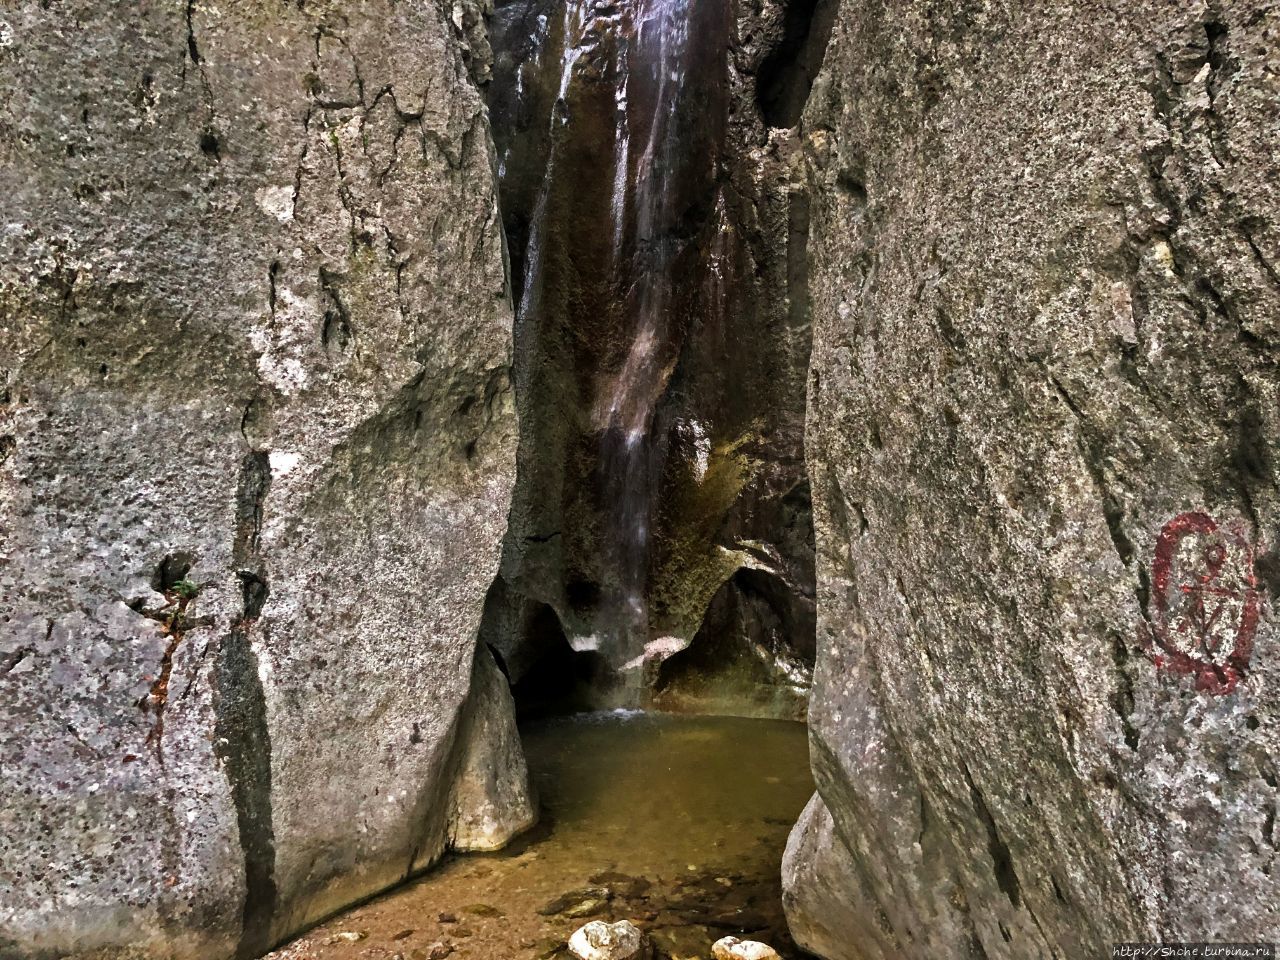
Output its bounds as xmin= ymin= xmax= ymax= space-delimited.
xmin=484 ymin=0 xmax=817 ymax=716
xmin=786 ymin=1 xmax=1280 ymax=956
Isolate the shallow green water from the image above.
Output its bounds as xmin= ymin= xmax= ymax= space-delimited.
xmin=267 ymin=712 xmax=814 ymax=960
xmin=522 ymin=711 xmax=814 ymax=877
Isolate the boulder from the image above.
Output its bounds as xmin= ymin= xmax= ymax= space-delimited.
xmin=781 ymin=795 xmax=889 ymax=960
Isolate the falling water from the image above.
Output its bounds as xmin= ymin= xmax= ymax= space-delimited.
xmin=595 ymin=0 xmax=694 ymax=688
xmin=502 ymin=0 xmax=703 ymax=692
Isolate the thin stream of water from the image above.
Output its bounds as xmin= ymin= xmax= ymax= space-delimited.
xmin=596 ymin=0 xmax=695 ymax=695
xmin=509 ymin=0 xmax=706 ymax=698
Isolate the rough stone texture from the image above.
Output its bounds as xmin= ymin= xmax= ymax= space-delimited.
xmin=0 ymin=2 xmax=530 ymax=957
xmin=568 ymin=920 xmax=650 ymax=960
xmin=447 ymin=644 xmax=538 ymax=851
xmin=482 ymin=0 xmax=816 ymax=715
xmin=711 ymin=936 xmax=782 ymax=960
xmin=780 ymin=795 xmax=879 ymax=960
xmin=788 ymin=1 xmax=1280 ymax=956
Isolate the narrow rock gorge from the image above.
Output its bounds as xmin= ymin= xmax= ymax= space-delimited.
xmin=1 ymin=0 xmax=1279 ymax=959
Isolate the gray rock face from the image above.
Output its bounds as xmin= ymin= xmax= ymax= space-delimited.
xmin=781 ymin=795 xmax=883 ymax=960
xmin=786 ymin=1 xmax=1280 ymax=956
xmin=447 ymin=644 xmax=538 ymax=852
xmin=0 ymin=2 xmax=529 ymax=957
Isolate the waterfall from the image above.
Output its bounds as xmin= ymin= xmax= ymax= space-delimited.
xmin=504 ymin=0 xmax=699 ymax=681
xmin=594 ymin=0 xmax=694 ymax=686
xmin=491 ymin=0 xmax=734 ymax=705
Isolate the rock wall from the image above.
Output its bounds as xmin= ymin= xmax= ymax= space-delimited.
xmin=786 ymin=0 xmax=1280 ymax=955
xmin=482 ymin=0 xmax=816 ymax=717
xmin=0 ymin=2 xmax=532 ymax=957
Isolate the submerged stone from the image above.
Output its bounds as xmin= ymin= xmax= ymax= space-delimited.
xmin=565 ymin=898 xmax=613 ymax=919
xmin=648 ymin=924 xmax=715 ymax=960
xmin=589 ymin=870 xmax=655 ymax=899
xmin=530 ymin=936 xmax=569 ymax=959
xmin=539 ymin=886 xmax=615 ymax=916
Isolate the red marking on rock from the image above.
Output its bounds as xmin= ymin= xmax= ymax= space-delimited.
xmin=1141 ymin=510 xmax=1260 ymax=694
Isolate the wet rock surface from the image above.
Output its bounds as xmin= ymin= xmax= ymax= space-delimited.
xmin=788 ymin=0 xmax=1280 ymax=956
xmin=0 ymin=2 xmax=527 ymax=957
xmin=540 ymin=887 xmax=615 ymax=918
xmin=481 ymin=0 xmax=816 ymax=715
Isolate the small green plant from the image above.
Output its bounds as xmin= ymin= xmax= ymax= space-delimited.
xmin=170 ymin=578 xmax=200 ymax=601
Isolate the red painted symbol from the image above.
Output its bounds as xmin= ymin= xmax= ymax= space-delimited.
xmin=1141 ymin=511 xmax=1260 ymax=694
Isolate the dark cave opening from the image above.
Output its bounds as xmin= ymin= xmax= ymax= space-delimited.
xmin=652 ymin=567 xmax=815 ymax=720
xmin=482 ymin=589 xmax=615 ymax=719
xmin=756 ymin=0 xmax=840 ymax=128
